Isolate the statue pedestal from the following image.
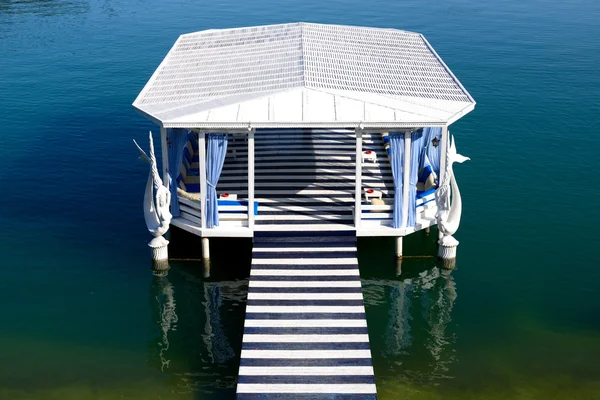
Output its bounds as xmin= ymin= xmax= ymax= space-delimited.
xmin=149 ymin=236 xmax=169 ymax=262
xmin=438 ymin=235 xmax=458 ymax=268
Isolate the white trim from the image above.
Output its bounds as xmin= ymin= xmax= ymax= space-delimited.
xmin=162 ymin=121 xmax=448 ymax=129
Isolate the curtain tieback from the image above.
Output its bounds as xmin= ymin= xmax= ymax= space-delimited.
xmin=207 ymin=181 xmax=216 ymax=189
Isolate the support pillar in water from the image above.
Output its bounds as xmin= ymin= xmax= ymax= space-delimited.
xmin=202 ymin=237 xmax=210 ymax=260
xmin=395 ymin=236 xmax=403 ymax=258
xmin=203 ymin=258 xmax=211 ymax=278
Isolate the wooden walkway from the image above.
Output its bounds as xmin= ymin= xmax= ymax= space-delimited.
xmin=236 ymin=230 xmax=377 ymax=399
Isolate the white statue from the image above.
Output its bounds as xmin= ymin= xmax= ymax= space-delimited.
xmin=436 ymin=135 xmax=469 ymax=257
xmin=134 ymin=132 xmax=172 ymax=261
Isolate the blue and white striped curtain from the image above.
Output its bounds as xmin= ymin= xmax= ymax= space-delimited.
xmin=167 ymin=128 xmax=189 ymax=217
xmin=423 ymin=127 xmax=442 ymax=180
xmin=389 ymin=133 xmax=404 ymax=229
xmin=206 ymin=133 xmax=228 ymax=228
xmin=408 ymin=129 xmax=424 ymax=227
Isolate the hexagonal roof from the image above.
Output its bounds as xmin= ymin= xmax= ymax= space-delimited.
xmin=133 ymin=22 xmax=475 ymax=129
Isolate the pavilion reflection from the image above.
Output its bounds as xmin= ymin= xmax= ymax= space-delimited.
xmin=363 ymin=263 xmax=457 ymax=381
xmin=147 ymin=262 xmax=246 ymax=391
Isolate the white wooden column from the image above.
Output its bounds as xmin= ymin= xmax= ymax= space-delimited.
xmin=438 ymin=125 xmax=449 ymax=239
xmin=160 ymin=126 xmax=169 ymax=185
xmin=401 ymin=130 xmax=412 ymax=228
xmin=439 ymin=125 xmax=449 ymax=195
xmin=354 ymin=129 xmax=363 ymax=229
xmin=198 ymin=132 xmax=207 ymax=229
xmin=248 ymin=129 xmax=255 ymax=230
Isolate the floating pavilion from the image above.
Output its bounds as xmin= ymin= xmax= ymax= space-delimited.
xmin=133 ymin=22 xmax=475 ymax=398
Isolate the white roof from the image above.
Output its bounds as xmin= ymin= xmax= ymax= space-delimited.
xmin=133 ymin=22 xmax=475 ymax=129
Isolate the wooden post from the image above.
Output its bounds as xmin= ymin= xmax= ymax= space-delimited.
xmin=401 ymin=130 xmax=412 ymax=228
xmin=198 ymin=132 xmax=207 ymax=229
xmin=354 ymin=128 xmax=363 ymax=229
xmin=248 ymin=129 xmax=255 ymax=230
xmin=160 ymin=126 xmax=169 ymax=186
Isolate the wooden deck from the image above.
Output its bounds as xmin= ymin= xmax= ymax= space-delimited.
xmin=220 ymin=129 xmax=393 ymax=231
xmin=236 ymin=230 xmax=377 ymax=399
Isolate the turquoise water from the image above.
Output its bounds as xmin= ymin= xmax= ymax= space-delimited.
xmin=1 ymin=0 xmax=600 ymax=398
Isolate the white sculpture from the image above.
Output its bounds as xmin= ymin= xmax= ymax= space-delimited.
xmin=436 ymin=135 xmax=470 ymax=261
xmin=134 ymin=131 xmax=172 ymax=262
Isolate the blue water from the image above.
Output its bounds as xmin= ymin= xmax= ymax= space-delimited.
xmin=1 ymin=0 xmax=600 ymax=398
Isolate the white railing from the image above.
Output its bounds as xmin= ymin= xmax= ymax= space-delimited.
xmin=178 ymin=196 xmax=250 ymax=228
xmin=357 ymin=197 xmax=437 ymax=232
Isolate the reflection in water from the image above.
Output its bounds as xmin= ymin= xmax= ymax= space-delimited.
xmin=148 ymin=260 xmax=456 ymax=393
xmin=385 ymin=281 xmax=413 ymax=355
xmin=151 ymin=274 xmax=178 ymax=371
xmin=364 ymin=266 xmax=457 ymax=384
xmin=148 ymin=263 xmax=246 ymax=394
xmin=202 ymin=284 xmax=235 ymax=364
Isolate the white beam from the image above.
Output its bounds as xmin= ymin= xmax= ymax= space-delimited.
xmin=160 ymin=126 xmax=169 ymax=185
xmin=248 ymin=130 xmax=255 ymax=229
xmin=354 ymin=129 xmax=363 ymax=229
xmin=198 ymin=132 xmax=207 ymax=229
xmin=401 ymin=130 xmax=412 ymax=228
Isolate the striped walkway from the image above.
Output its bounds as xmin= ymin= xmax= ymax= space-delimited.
xmin=236 ymin=230 xmax=377 ymax=400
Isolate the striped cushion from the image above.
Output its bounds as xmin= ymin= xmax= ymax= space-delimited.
xmin=183 ymin=145 xmax=194 ymax=165
xmin=189 ymin=134 xmax=199 ymax=153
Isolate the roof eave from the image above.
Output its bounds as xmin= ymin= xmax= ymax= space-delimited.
xmin=132 ymin=103 xmax=164 ymax=127
xmin=420 ymin=34 xmax=476 ymax=104
xmin=161 ymin=120 xmax=450 ymax=130
xmin=447 ymin=101 xmax=476 ymax=126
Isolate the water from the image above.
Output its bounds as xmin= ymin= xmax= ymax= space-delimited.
xmin=1 ymin=0 xmax=599 ymax=398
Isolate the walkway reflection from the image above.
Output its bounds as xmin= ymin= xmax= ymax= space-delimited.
xmin=363 ymin=263 xmax=457 ymax=382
